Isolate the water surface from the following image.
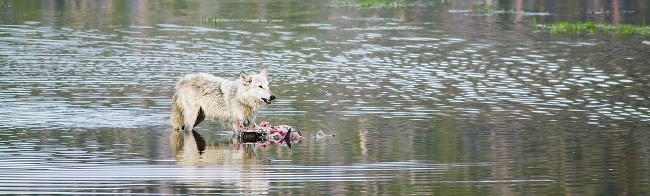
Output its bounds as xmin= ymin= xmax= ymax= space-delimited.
xmin=1 ymin=0 xmax=649 ymax=195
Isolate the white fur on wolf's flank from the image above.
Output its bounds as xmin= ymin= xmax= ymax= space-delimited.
xmin=170 ymin=68 xmax=274 ymax=134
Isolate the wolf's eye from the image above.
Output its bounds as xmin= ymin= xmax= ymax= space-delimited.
xmin=258 ymin=85 xmax=263 ymax=89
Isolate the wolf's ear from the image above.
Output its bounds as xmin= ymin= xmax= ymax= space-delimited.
xmin=240 ymin=71 xmax=252 ymax=85
xmin=259 ymin=68 xmax=267 ymax=77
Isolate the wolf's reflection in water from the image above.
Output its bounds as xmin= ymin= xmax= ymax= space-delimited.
xmin=170 ymin=130 xmax=269 ymax=194
xmin=170 ymin=130 xmax=260 ymax=165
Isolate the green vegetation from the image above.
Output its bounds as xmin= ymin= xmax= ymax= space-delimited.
xmin=470 ymin=7 xmax=493 ymax=14
xmin=531 ymin=17 xmax=539 ymax=31
xmin=448 ymin=7 xmax=518 ymax=15
xmin=202 ymin=16 xmax=278 ymax=24
xmin=470 ymin=7 xmax=515 ymax=14
xmin=335 ymin=0 xmax=412 ymax=9
xmin=533 ymin=20 xmax=650 ymax=37
xmin=359 ymin=0 xmax=407 ymax=8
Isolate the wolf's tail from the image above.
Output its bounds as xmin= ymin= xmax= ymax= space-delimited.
xmin=170 ymin=93 xmax=184 ymax=131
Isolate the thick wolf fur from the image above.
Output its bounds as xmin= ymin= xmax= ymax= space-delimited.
xmin=171 ymin=68 xmax=275 ymax=134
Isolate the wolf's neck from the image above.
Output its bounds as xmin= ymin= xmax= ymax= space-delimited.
xmin=237 ymin=96 xmax=262 ymax=109
xmin=236 ymin=98 xmax=262 ymax=120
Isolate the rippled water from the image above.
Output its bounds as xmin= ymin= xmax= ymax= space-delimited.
xmin=1 ymin=0 xmax=650 ymax=195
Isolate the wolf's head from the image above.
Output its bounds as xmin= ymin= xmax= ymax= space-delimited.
xmin=240 ymin=68 xmax=276 ymax=105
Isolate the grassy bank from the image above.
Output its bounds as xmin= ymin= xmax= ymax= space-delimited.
xmin=533 ymin=19 xmax=650 ymax=37
xmin=335 ymin=0 xmax=411 ymax=8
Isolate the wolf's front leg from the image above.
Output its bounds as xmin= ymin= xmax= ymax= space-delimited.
xmin=242 ymin=119 xmax=254 ymax=128
xmin=233 ymin=119 xmax=255 ymax=134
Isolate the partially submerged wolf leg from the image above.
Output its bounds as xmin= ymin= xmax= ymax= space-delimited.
xmin=170 ymin=94 xmax=183 ymax=131
xmin=182 ymin=106 xmax=199 ymax=136
xmin=233 ymin=119 xmax=245 ymax=134
xmin=181 ymin=110 xmax=200 ymax=132
xmin=243 ymin=119 xmax=253 ymax=127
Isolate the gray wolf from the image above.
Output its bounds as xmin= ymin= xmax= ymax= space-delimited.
xmin=170 ymin=68 xmax=275 ymax=135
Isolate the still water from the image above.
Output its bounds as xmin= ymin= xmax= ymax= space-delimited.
xmin=1 ymin=0 xmax=649 ymax=195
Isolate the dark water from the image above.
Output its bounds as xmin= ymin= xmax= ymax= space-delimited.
xmin=1 ymin=0 xmax=650 ymax=195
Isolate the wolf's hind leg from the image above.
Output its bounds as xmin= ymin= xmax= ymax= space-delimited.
xmin=182 ymin=108 xmax=205 ymax=130
xmin=182 ymin=105 xmax=199 ymax=136
xmin=170 ymin=94 xmax=184 ymax=131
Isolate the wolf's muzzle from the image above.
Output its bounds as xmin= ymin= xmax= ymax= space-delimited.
xmin=262 ymin=95 xmax=275 ymax=104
